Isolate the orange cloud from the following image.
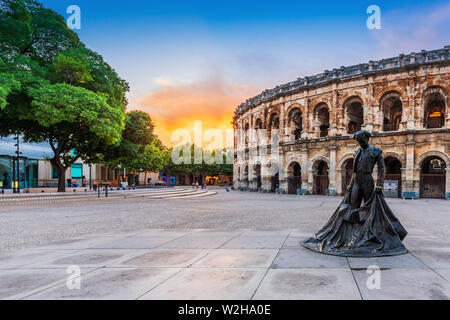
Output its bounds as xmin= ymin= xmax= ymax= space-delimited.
xmin=134 ymin=77 xmax=259 ymax=149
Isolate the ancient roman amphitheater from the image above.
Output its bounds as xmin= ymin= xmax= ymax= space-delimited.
xmin=233 ymin=46 xmax=450 ymax=200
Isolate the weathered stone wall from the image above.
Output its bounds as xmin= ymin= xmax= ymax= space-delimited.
xmin=233 ymin=47 xmax=450 ymax=199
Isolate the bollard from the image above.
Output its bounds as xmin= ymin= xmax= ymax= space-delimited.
xmin=98 ymin=186 xmax=101 ymax=198
xmin=105 ymin=187 xmax=108 ymax=198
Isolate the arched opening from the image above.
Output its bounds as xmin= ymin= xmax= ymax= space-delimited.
xmin=267 ymin=161 xmax=279 ymax=193
xmin=237 ymin=168 xmax=241 ymax=184
xmin=243 ymin=165 xmax=249 ymax=189
xmin=244 ymin=123 xmax=250 ymax=149
xmin=288 ymin=107 xmax=303 ymax=141
xmin=420 ymin=156 xmax=446 ymax=199
xmin=271 ymin=172 xmax=280 ymax=193
xmin=287 ymin=162 xmax=302 ymax=194
xmin=345 ymin=98 xmax=364 ymax=134
xmin=268 ymin=113 xmax=280 ymax=142
xmin=254 ymin=118 xmax=263 ymax=148
xmin=342 ymin=159 xmax=354 ymax=193
xmin=424 ymin=88 xmax=446 ymax=129
xmin=255 ymin=118 xmax=263 ymax=130
xmin=314 ymin=104 xmax=330 ymax=137
xmin=385 ymin=157 xmax=403 ymax=198
xmin=313 ymin=160 xmax=329 ymax=195
xmin=253 ymin=164 xmax=262 ymax=190
xmin=381 ymin=92 xmax=403 ymax=132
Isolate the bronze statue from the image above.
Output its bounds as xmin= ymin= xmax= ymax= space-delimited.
xmin=303 ymin=130 xmax=408 ymax=257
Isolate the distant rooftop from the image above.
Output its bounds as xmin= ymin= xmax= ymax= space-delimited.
xmin=0 ymin=137 xmax=54 ymax=159
xmin=235 ymin=46 xmax=450 ymax=116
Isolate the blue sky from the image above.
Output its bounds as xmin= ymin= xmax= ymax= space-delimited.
xmin=40 ymin=0 xmax=450 ymax=145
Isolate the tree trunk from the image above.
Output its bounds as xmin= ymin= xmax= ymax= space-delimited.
xmin=50 ymin=157 xmax=67 ymax=193
xmin=57 ymin=167 xmax=67 ymax=193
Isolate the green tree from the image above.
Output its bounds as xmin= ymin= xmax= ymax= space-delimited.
xmin=102 ymin=111 xmax=166 ymax=182
xmin=0 ymin=0 xmax=129 ymax=192
xmin=164 ymin=144 xmax=233 ymax=185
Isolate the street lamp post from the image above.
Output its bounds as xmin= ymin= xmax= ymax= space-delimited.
xmin=89 ymin=164 xmax=92 ymax=190
xmin=13 ymin=135 xmax=22 ymax=194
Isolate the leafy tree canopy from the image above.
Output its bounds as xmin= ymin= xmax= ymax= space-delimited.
xmin=0 ymin=0 xmax=129 ymax=191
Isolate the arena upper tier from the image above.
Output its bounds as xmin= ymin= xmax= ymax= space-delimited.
xmin=233 ymin=46 xmax=450 ymax=200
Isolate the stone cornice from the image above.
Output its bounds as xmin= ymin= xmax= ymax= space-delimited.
xmin=235 ymin=46 xmax=450 ymax=118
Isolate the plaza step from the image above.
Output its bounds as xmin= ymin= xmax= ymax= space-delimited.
xmin=0 ymin=188 xmax=215 ymax=204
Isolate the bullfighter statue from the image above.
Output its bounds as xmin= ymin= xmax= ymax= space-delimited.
xmin=303 ymin=130 xmax=408 ymax=257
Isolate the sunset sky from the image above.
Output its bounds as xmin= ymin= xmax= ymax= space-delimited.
xmin=41 ymin=0 xmax=450 ymax=148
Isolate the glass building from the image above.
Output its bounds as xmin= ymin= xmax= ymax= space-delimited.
xmin=0 ymin=137 xmax=53 ymax=190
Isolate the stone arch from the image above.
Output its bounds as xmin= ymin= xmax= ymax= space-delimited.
xmin=380 ymin=90 xmax=403 ymax=132
xmin=337 ymin=152 xmax=356 ymax=170
xmin=243 ymin=164 xmax=249 ymax=189
xmin=384 ymin=155 xmax=403 ymax=198
xmin=416 ymin=150 xmax=450 ymax=169
xmin=383 ymin=151 xmax=406 ymax=169
xmin=339 ymin=91 xmax=368 ymax=107
xmin=253 ymin=162 xmax=262 ymax=190
xmin=286 ymin=104 xmax=304 ymax=140
xmin=375 ymin=86 xmax=408 ymax=105
xmin=268 ymin=112 xmax=280 ymax=128
xmin=310 ymin=155 xmax=331 ymax=169
xmin=336 ymin=152 xmax=355 ymax=195
xmin=343 ymin=96 xmax=365 ymax=134
xmin=415 ymin=80 xmax=450 ymax=99
xmin=285 ymin=102 xmax=305 ymax=115
xmin=287 ymin=161 xmax=302 ymax=194
xmin=311 ymin=156 xmax=330 ymax=195
xmin=254 ymin=117 xmax=263 ymax=130
xmin=267 ymin=112 xmax=280 ymax=143
xmin=422 ymin=86 xmax=448 ymax=129
xmin=313 ymin=103 xmax=330 ymax=137
xmin=265 ymin=159 xmax=280 ymax=193
xmin=419 ymin=153 xmax=447 ymax=199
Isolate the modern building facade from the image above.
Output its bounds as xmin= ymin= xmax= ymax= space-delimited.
xmin=233 ymin=46 xmax=450 ymax=200
xmin=0 ymin=137 xmax=156 ymax=191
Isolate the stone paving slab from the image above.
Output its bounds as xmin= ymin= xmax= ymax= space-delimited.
xmin=253 ymin=269 xmax=361 ymax=300
xmin=283 ymin=235 xmax=307 ymax=248
xmin=159 ymin=231 xmax=242 ymax=249
xmin=119 ymin=249 xmax=210 ymax=268
xmin=191 ymin=249 xmax=278 ymax=268
xmin=435 ymin=269 xmax=450 ymax=282
xmin=403 ymin=235 xmax=450 ymax=250
xmin=0 ymin=249 xmax=76 ymax=270
xmin=33 ymin=236 xmax=120 ymax=251
xmin=139 ymin=268 xmax=267 ymax=300
xmin=26 ymin=268 xmax=182 ymax=300
xmin=352 ymin=269 xmax=450 ymax=300
xmin=220 ymin=231 xmax=289 ymax=249
xmin=25 ymin=249 xmax=146 ymax=269
xmin=271 ymin=248 xmax=349 ymax=269
xmin=347 ymin=254 xmax=427 ymax=269
xmin=1 ymin=228 xmax=449 ymax=300
xmin=0 ymin=268 xmax=98 ymax=300
xmin=408 ymin=248 xmax=450 ymax=268
xmin=90 ymin=235 xmax=186 ymax=250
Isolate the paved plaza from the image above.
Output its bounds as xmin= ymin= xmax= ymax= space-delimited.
xmin=0 ymin=190 xmax=449 ymax=300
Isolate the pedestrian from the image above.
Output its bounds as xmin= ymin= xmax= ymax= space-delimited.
xmin=196 ymin=182 xmax=199 ymax=190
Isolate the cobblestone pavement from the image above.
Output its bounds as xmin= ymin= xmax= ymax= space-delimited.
xmin=0 ymin=190 xmax=449 ymax=300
